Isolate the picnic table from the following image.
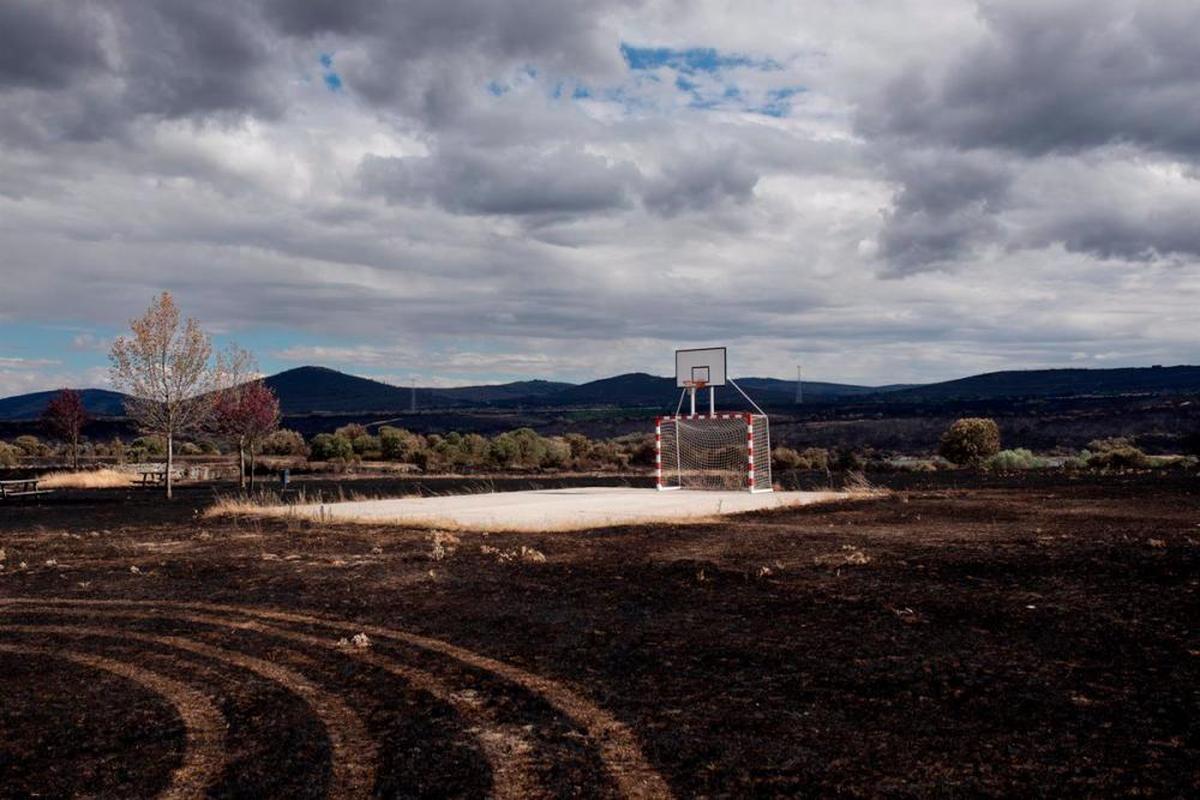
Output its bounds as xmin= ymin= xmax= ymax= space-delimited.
xmin=138 ymin=469 xmax=167 ymax=486
xmin=0 ymin=478 xmax=53 ymax=500
xmin=138 ymin=469 xmax=184 ymax=486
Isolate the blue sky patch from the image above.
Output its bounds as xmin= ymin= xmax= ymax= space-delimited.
xmin=756 ymin=85 xmax=805 ymax=117
xmin=318 ymin=53 xmax=343 ymax=92
xmin=621 ymin=43 xmax=778 ymax=74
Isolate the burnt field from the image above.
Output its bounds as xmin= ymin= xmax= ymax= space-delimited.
xmin=1 ymin=471 xmax=1198 ymax=798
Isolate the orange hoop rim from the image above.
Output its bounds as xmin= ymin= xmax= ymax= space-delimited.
xmin=682 ymin=380 xmax=709 ymax=390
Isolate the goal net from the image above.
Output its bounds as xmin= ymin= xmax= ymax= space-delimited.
xmin=656 ymin=413 xmax=772 ymax=492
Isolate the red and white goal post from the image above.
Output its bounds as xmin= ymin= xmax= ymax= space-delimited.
xmin=656 ymin=412 xmax=773 ymax=492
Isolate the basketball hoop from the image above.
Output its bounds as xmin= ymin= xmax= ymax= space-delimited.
xmin=683 ymin=379 xmax=708 ymax=391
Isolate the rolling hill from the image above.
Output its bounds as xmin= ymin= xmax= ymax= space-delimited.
xmin=263 ymin=366 xmax=412 ymax=414
xmin=0 ymin=388 xmax=128 ymax=420
xmin=1 ymin=364 xmax=1198 ymax=421
xmin=881 ymin=365 xmax=1200 ymax=401
xmin=264 ymin=367 xmax=574 ymax=412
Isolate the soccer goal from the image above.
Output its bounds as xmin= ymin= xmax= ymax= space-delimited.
xmin=656 ymin=347 xmax=773 ymax=492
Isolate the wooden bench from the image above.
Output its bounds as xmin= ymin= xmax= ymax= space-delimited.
xmin=0 ymin=479 xmax=54 ymax=500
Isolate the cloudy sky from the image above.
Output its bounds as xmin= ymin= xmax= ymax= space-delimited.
xmin=1 ymin=0 xmax=1197 ymax=396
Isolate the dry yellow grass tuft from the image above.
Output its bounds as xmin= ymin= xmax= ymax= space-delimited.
xmin=38 ymin=469 xmax=136 ymax=489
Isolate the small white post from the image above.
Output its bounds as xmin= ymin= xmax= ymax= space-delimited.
xmin=689 ymin=386 xmax=696 ymax=416
xmin=709 ymin=386 xmax=715 ymax=416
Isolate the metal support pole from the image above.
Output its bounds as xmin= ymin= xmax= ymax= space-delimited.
xmin=709 ymin=385 xmax=715 ymax=416
xmin=689 ymin=387 xmax=696 ymax=416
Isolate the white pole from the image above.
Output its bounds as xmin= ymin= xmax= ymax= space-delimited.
xmin=689 ymin=386 xmax=696 ymax=416
xmin=709 ymin=385 xmax=715 ymax=416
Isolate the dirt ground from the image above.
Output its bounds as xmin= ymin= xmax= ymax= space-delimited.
xmin=1 ymin=471 xmax=1197 ymax=798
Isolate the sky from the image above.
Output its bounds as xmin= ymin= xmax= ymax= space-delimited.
xmin=1 ymin=0 xmax=1197 ymax=396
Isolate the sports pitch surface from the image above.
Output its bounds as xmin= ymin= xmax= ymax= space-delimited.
xmin=285 ymin=486 xmax=847 ymax=531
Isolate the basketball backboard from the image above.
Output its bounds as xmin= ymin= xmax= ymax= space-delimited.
xmin=676 ymin=347 xmax=727 ymax=388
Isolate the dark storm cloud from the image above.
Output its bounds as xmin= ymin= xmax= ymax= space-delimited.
xmin=360 ymin=146 xmax=640 ymax=216
xmin=361 ymin=140 xmax=760 ymax=219
xmin=114 ymin=0 xmax=282 ymax=121
xmin=861 ymin=0 xmax=1200 ymax=159
xmin=876 ymin=150 xmax=1012 ymax=274
xmin=0 ymin=1 xmax=106 ymax=90
xmin=858 ymin=0 xmax=1200 ymax=274
xmin=262 ymin=0 xmax=626 ymax=67
xmin=642 ymin=149 xmax=759 ymax=216
xmin=0 ymin=0 xmax=631 ymax=146
xmin=0 ymin=0 xmax=283 ymax=146
xmin=262 ymin=0 xmax=629 ymax=125
xmin=1026 ymin=198 xmax=1200 ymax=263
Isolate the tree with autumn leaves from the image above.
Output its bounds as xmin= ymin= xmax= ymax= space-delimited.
xmin=211 ymin=346 xmax=280 ymax=491
xmin=110 ymin=292 xmax=218 ymax=498
xmin=42 ymin=389 xmax=89 ymax=469
xmin=110 ymin=292 xmax=279 ymax=498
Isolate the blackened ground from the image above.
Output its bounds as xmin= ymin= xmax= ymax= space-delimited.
xmin=1 ymin=470 xmax=1197 ymax=798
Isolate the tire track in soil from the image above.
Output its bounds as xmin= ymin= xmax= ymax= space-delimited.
xmin=1 ymin=597 xmax=674 ymax=799
xmin=0 ymin=643 xmax=226 ymax=800
xmin=0 ymin=622 xmax=377 ymax=800
xmin=21 ymin=605 xmax=543 ymax=799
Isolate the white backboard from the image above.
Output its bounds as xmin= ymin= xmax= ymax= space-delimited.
xmin=676 ymin=347 xmax=727 ymax=387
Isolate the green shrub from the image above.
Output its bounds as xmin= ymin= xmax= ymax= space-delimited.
xmin=261 ymin=429 xmax=308 ymax=456
xmin=379 ymin=426 xmax=423 ymax=461
xmin=334 ymin=423 xmax=369 ymax=441
xmin=309 ymin=433 xmax=354 ymax=461
xmin=351 ymin=434 xmax=380 ymax=456
xmin=772 ymin=446 xmax=802 ymax=470
xmin=938 ymin=418 xmax=1001 ymax=465
xmin=623 ymin=434 xmax=657 ymax=468
xmin=177 ymin=441 xmax=203 ymax=456
xmin=13 ymin=435 xmax=45 ymax=457
xmin=798 ymin=447 xmax=830 ymax=471
xmin=0 ymin=441 xmax=20 ymax=467
xmin=542 ymin=436 xmax=572 ymax=468
xmin=130 ymin=436 xmax=167 ymax=457
xmin=1087 ymin=445 xmax=1149 ymax=471
xmin=1087 ymin=436 xmax=1135 ymax=453
xmin=831 ymin=447 xmax=868 ymax=472
xmin=772 ymin=446 xmax=830 ymax=471
xmin=564 ymin=433 xmax=590 ymax=460
xmin=985 ymin=448 xmax=1046 ymax=471
xmin=1062 ymin=450 xmax=1092 ymax=470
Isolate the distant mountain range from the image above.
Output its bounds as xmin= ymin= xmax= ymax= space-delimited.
xmin=1 ymin=364 xmax=1198 ymax=421
xmin=0 ymin=388 xmax=128 ymax=420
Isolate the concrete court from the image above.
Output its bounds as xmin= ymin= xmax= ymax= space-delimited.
xmin=287 ymin=486 xmax=847 ymax=532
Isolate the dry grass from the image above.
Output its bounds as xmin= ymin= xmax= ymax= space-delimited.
xmin=38 ymin=469 xmax=136 ymax=489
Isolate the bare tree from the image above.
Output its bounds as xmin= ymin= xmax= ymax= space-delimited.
xmin=212 ymin=345 xmax=280 ymax=490
xmin=42 ymin=389 xmax=89 ymax=470
xmin=109 ymin=292 xmax=217 ymax=498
